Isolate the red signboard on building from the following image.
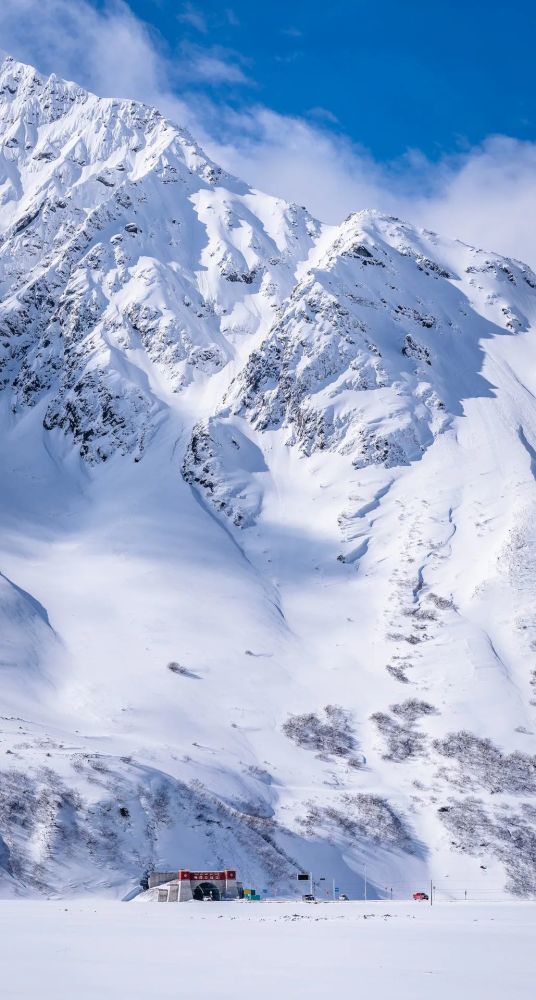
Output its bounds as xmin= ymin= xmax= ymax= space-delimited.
xmin=178 ymin=870 xmax=236 ymax=881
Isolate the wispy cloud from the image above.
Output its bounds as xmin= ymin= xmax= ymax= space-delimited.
xmin=0 ymin=0 xmax=534 ymax=266
xmin=178 ymin=4 xmax=207 ymax=34
xmin=225 ymin=8 xmax=240 ymax=28
xmin=307 ymin=106 xmax=339 ymax=125
xmin=178 ymin=45 xmax=252 ymax=86
xmin=274 ymin=51 xmax=303 ymax=65
xmin=0 ymin=0 xmax=249 ymax=113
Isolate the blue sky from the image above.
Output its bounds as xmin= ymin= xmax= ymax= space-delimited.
xmin=127 ymin=0 xmax=534 ymax=162
xmin=1 ymin=0 xmax=535 ymax=263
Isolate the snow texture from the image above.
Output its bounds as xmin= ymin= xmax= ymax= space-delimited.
xmin=0 ymin=901 xmax=534 ymax=1000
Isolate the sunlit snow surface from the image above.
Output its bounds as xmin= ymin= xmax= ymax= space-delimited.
xmin=1 ymin=52 xmax=536 ymax=900
xmin=0 ymin=901 xmax=534 ymax=999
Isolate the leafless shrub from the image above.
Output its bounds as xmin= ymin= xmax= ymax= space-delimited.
xmin=386 ymin=664 xmax=410 ymax=684
xmin=433 ymin=731 xmax=536 ymax=794
xmin=282 ymin=705 xmax=358 ymax=761
xmin=88 ymin=756 xmax=110 ymax=774
xmin=427 ymin=593 xmax=455 ymax=610
xmin=371 ymin=711 xmax=426 ymax=762
xmin=391 ymin=699 xmax=438 ymax=723
xmin=302 ymin=793 xmax=413 ymax=849
xmin=437 ymin=797 xmax=536 ymax=896
xmin=405 ymin=607 xmax=437 ymax=622
xmin=371 ymin=700 xmax=437 ymax=762
xmin=387 ymin=632 xmax=423 ymax=645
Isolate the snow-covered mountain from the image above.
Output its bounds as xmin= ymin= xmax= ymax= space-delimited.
xmin=1 ymin=51 xmax=536 ymax=900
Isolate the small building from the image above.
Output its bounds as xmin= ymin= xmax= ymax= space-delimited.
xmin=148 ymin=869 xmax=240 ymax=902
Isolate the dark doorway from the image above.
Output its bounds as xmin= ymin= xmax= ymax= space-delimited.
xmin=193 ymin=882 xmax=221 ymax=901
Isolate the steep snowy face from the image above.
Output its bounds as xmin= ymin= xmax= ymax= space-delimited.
xmin=0 ymin=53 xmax=318 ymax=461
xmin=2 ymin=54 xmax=536 ymax=902
xmin=187 ymin=211 xmax=536 ymax=536
xmin=225 ymin=213 xmax=535 ymax=466
xmin=0 ymin=572 xmax=61 ymax=711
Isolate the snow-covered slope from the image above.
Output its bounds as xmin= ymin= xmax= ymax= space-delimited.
xmin=1 ymin=52 xmax=536 ymax=900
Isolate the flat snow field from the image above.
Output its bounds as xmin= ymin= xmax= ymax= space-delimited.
xmin=0 ymin=901 xmax=534 ymax=999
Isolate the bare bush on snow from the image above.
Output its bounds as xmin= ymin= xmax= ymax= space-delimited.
xmin=282 ymin=705 xmax=361 ymax=765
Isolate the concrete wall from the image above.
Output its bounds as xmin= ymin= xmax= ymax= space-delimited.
xmin=148 ymin=872 xmax=177 ymax=890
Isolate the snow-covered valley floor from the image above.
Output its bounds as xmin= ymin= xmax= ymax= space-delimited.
xmin=0 ymin=900 xmax=534 ymax=999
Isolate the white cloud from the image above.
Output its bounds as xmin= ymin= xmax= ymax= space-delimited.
xmin=204 ymin=107 xmax=389 ymax=216
xmin=0 ymin=0 xmax=180 ymax=111
xmin=307 ymin=107 xmax=339 ymax=125
xmin=178 ymin=4 xmax=208 ymax=34
xmin=0 ymin=0 xmax=534 ymax=267
xmin=178 ymin=46 xmax=252 ymax=86
xmin=189 ymin=54 xmax=248 ymax=84
xmin=411 ymin=137 xmax=536 ymax=265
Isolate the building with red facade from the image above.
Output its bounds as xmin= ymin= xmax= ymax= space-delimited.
xmin=148 ymin=869 xmax=241 ymax=902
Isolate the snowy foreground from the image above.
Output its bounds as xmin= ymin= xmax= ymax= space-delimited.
xmin=0 ymin=901 xmax=533 ymax=999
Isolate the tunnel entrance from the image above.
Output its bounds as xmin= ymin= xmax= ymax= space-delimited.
xmin=193 ymin=881 xmax=221 ymax=901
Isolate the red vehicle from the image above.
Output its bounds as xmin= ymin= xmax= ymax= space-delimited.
xmin=412 ymin=891 xmax=429 ymax=901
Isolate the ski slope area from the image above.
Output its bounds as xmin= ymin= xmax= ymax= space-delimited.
xmin=0 ymin=901 xmax=533 ymax=1000
xmin=1 ymin=52 xmax=536 ymax=900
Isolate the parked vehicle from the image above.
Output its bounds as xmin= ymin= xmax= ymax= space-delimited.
xmin=412 ymin=891 xmax=429 ymax=901
xmin=302 ymin=893 xmax=316 ymax=902
xmin=338 ymin=894 xmax=349 ymax=901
